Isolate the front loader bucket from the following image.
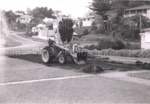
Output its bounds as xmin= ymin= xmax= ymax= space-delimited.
xmin=77 ymin=52 xmax=87 ymax=62
xmin=71 ymin=52 xmax=87 ymax=65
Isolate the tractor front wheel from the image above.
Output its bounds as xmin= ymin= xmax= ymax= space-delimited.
xmin=58 ymin=53 xmax=66 ymax=64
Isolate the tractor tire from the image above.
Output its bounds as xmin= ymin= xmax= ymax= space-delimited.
xmin=41 ymin=47 xmax=53 ymax=64
xmin=58 ymin=53 xmax=66 ymax=64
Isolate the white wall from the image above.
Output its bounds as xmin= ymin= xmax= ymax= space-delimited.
xmin=82 ymin=18 xmax=94 ymax=27
xmin=146 ymin=9 xmax=150 ymax=19
xmin=140 ymin=32 xmax=150 ymax=49
xmin=17 ymin=18 xmax=32 ymax=24
xmin=38 ymin=30 xmax=56 ymax=40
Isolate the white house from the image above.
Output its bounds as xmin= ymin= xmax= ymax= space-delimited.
xmin=16 ymin=15 xmax=34 ymax=24
xmin=124 ymin=5 xmax=150 ymax=19
xmin=32 ymin=24 xmax=47 ymax=33
xmin=38 ymin=30 xmax=56 ymax=40
xmin=82 ymin=15 xmax=95 ymax=27
xmin=140 ymin=28 xmax=150 ymax=49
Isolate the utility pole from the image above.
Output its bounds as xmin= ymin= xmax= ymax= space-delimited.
xmin=139 ymin=15 xmax=142 ymax=32
xmin=26 ymin=22 xmax=27 ymax=34
xmin=0 ymin=11 xmax=2 ymax=39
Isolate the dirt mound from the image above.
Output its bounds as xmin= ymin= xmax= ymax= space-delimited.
xmin=82 ymin=64 xmax=104 ymax=73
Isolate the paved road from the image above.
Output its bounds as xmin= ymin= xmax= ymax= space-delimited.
xmin=0 ymin=31 xmax=46 ymax=55
xmin=0 ymin=31 xmax=150 ymax=103
xmin=0 ymin=56 xmax=150 ymax=103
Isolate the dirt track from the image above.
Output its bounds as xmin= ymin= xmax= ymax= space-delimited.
xmin=9 ymin=54 xmax=140 ymax=73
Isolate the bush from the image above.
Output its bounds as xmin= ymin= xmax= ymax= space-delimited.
xmin=82 ymin=28 xmax=89 ymax=35
xmin=84 ymin=45 xmax=97 ymax=50
xmin=125 ymin=42 xmax=140 ymax=50
xmin=94 ymin=49 xmax=150 ymax=58
xmin=97 ymin=38 xmax=115 ymax=50
xmin=85 ymin=39 xmax=125 ymax=51
xmin=112 ymin=40 xmax=125 ymax=50
xmin=120 ymin=28 xmax=140 ymax=40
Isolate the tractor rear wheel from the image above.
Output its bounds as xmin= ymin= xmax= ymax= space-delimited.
xmin=41 ymin=47 xmax=53 ymax=64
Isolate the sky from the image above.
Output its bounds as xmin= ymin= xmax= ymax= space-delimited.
xmin=0 ymin=0 xmax=92 ymax=17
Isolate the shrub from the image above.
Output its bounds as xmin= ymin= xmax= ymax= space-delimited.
xmin=86 ymin=39 xmax=126 ymax=51
xmin=125 ymin=42 xmax=140 ymax=50
xmin=84 ymin=45 xmax=97 ymax=50
xmin=97 ymin=38 xmax=115 ymax=50
xmin=112 ymin=40 xmax=125 ymax=50
xmin=93 ymin=49 xmax=150 ymax=58
xmin=120 ymin=28 xmax=140 ymax=40
xmin=82 ymin=28 xmax=89 ymax=35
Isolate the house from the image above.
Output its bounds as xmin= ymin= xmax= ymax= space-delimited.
xmin=16 ymin=15 xmax=34 ymax=24
xmin=140 ymin=28 xmax=150 ymax=49
xmin=82 ymin=15 xmax=95 ymax=27
xmin=38 ymin=30 xmax=56 ymax=40
xmin=124 ymin=5 xmax=150 ymax=19
xmin=32 ymin=24 xmax=47 ymax=33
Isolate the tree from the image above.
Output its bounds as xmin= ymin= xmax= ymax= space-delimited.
xmin=15 ymin=10 xmax=25 ymax=15
xmin=58 ymin=18 xmax=74 ymax=43
xmin=27 ymin=8 xmax=31 ymax=15
xmin=89 ymin=0 xmax=111 ymax=21
xmin=31 ymin=7 xmax=54 ymax=18
xmin=4 ymin=10 xmax=19 ymax=29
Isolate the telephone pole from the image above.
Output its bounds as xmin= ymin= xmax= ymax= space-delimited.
xmin=139 ymin=15 xmax=142 ymax=32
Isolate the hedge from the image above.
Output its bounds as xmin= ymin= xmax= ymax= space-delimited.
xmin=87 ymin=49 xmax=150 ymax=58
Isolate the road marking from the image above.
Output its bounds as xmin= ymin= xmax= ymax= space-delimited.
xmin=0 ymin=75 xmax=93 ymax=86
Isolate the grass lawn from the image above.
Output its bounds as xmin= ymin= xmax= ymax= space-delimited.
xmin=5 ymin=37 xmax=22 ymax=47
xmin=17 ymin=32 xmax=98 ymax=47
xmin=17 ymin=33 xmax=48 ymax=44
xmin=128 ymin=72 xmax=150 ymax=80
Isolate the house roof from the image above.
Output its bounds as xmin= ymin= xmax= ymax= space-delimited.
xmin=20 ymin=15 xmax=34 ymax=19
xmin=73 ymin=32 xmax=78 ymax=36
xmin=36 ymin=24 xmax=46 ymax=27
xmin=125 ymin=5 xmax=150 ymax=11
xmin=43 ymin=17 xmax=54 ymax=23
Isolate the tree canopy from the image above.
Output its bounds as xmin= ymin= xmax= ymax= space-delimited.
xmin=89 ymin=0 xmax=111 ymax=20
xmin=31 ymin=7 xmax=54 ymax=19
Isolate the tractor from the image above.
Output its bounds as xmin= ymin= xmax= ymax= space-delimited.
xmin=41 ymin=17 xmax=87 ymax=65
xmin=41 ymin=39 xmax=87 ymax=65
